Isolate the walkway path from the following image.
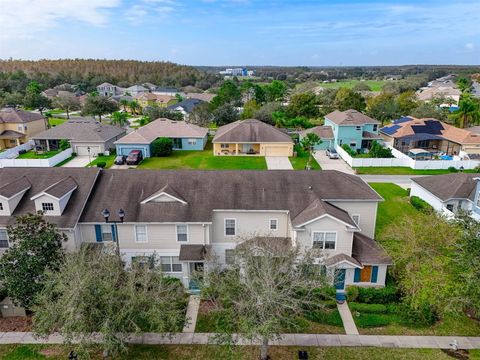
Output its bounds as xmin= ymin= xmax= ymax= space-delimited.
xmin=182 ymin=295 xmax=200 ymax=333
xmin=1 ymin=332 xmax=479 ymax=349
xmin=266 ymin=156 xmax=293 ymax=170
xmin=337 ymin=301 xmax=359 ymax=335
xmin=313 ymin=151 xmax=354 ymax=174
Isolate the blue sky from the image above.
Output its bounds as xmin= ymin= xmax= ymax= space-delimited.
xmin=0 ymin=0 xmax=479 ymax=66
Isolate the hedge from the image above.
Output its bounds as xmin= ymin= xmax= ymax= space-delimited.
xmin=410 ymin=196 xmax=433 ymax=213
xmin=346 ymin=284 xmax=400 ymax=304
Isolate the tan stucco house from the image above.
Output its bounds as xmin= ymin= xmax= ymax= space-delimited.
xmin=0 ymin=108 xmax=46 ymax=150
xmin=212 ymin=119 xmax=294 ymax=156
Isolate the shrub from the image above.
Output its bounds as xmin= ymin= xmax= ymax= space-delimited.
xmin=151 ymin=137 xmax=173 ymax=157
xmin=399 ymin=302 xmax=438 ymax=326
xmin=355 ymin=284 xmax=400 ymax=304
xmin=96 ymin=161 xmax=106 ymax=168
xmin=473 ymin=166 xmax=480 ymax=173
xmin=354 ymin=313 xmax=395 ymax=328
xmin=410 ymin=196 xmax=433 ymax=213
xmin=59 ymin=139 xmax=70 ymax=151
xmin=304 ymin=309 xmax=343 ymax=327
xmin=97 ymin=152 xmax=104 ymax=157
xmin=341 ymin=144 xmax=356 ymax=157
xmin=448 ymin=166 xmax=458 ymax=173
xmin=368 ymin=140 xmax=393 ymax=158
xmin=349 ymin=302 xmax=388 ymax=314
xmin=346 ymin=286 xmax=359 ymax=302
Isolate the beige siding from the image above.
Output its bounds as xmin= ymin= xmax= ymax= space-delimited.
xmin=327 ymin=201 xmax=378 ymax=238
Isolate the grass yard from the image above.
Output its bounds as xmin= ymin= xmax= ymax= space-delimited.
xmin=0 ymin=344 xmax=472 ymax=360
xmin=318 ymin=80 xmax=392 ymax=91
xmin=17 ymin=150 xmax=61 ymax=159
xmin=289 ymin=145 xmax=321 ymax=170
xmin=355 ymin=166 xmax=478 ymax=175
xmin=48 ymin=118 xmax=67 ymax=127
xmin=87 ymin=154 xmax=116 ymax=169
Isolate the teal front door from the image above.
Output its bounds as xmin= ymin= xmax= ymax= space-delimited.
xmin=334 ymin=269 xmax=346 ymax=290
xmin=189 ymin=262 xmax=204 ymax=291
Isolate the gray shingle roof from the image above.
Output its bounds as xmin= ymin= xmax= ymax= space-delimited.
xmin=213 ymin=119 xmax=293 ymax=143
xmin=80 ymin=169 xmax=382 ymax=224
xmin=0 ymin=176 xmax=31 ymax=199
xmin=292 ymin=198 xmax=358 ymax=228
xmin=352 ymin=233 xmax=392 ymax=265
xmin=41 ymin=177 xmax=78 ymax=199
xmin=324 ymin=253 xmax=362 ymax=267
xmin=0 ymin=130 xmax=24 ymax=139
xmin=179 ymin=245 xmax=212 ymax=261
xmin=412 ymin=173 xmax=478 ymax=201
xmin=0 ymin=108 xmax=44 ymax=124
xmin=167 ymin=98 xmax=205 ymax=113
xmin=325 ymin=110 xmax=379 ymax=126
xmin=32 ymin=119 xmax=125 ymax=142
xmin=0 ymin=168 xmax=100 ymax=229
xmin=299 ymin=126 xmax=334 ymax=139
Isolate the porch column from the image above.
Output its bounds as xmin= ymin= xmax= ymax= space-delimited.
xmin=235 ymin=143 xmax=238 ymax=155
xmin=16 ymin=139 xmax=20 ymax=146
xmin=46 ymin=140 xmax=50 ymax=151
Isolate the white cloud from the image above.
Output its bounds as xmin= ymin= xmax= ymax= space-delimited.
xmin=124 ymin=0 xmax=177 ymax=24
xmin=0 ymin=0 xmax=120 ymax=39
xmin=465 ymin=43 xmax=475 ymax=52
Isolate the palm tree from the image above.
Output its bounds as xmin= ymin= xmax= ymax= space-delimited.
xmin=451 ymin=95 xmax=480 ymax=128
xmin=119 ymin=99 xmax=129 ymax=112
xmin=129 ymin=100 xmax=141 ymax=115
xmin=110 ymin=111 xmax=129 ymax=128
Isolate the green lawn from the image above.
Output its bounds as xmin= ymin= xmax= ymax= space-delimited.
xmin=0 ymin=344 xmax=471 ymax=360
xmin=289 ymin=145 xmax=321 ymax=170
xmin=17 ymin=150 xmax=61 ymax=159
xmin=318 ymin=80 xmax=392 ymax=91
xmin=356 ymin=167 xmax=478 ymax=175
xmin=48 ymin=118 xmax=67 ymax=127
xmin=137 ymin=143 xmax=267 ymax=170
xmin=87 ymin=154 xmax=116 ymax=169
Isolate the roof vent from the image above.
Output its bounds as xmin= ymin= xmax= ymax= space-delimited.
xmin=308 ymin=186 xmax=313 ymax=190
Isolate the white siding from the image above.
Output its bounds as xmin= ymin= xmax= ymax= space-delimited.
xmin=410 ymin=182 xmax=445 ymax=211
xmin=326 ymin=201 xmax=378 ymax=238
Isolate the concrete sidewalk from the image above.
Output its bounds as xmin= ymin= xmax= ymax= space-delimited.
xmin=1 ymin=332 xmax=479 ymax=349
xmin=337 ymin=301 xmax=359 ymax=335
xmin=265 ymin=157 xmax=293 ymax=170
xmin=182 ymin=295 xmax=200 ymax=333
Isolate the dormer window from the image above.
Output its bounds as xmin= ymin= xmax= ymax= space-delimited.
xmin=42 ymin=203 xmax=54 ymax=212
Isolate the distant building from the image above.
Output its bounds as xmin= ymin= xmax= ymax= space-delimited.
xmin=152 ymin=87 xmax=179 ymax=96
xmin=96 ymin=82 xmax=125 ymax=97
xmin=219 ymin=68 xmax=253 ymax=77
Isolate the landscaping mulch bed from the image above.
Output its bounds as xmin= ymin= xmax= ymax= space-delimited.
xmin=0 ymin=316 xmax=32 ymax=332
xmin=441 ymin=349 xmax=470 ymax=360
xmin=199 ymin=299 xmax=217 ymax=315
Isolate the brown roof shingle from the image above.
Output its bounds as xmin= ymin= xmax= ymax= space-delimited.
xmin=352 ymin=233 xmax=392 ymax=265
xmin=325 ymin=110 xmax=379 ymax=126
xmin=213 ymin=119 xmax=293 ymax=143
xmin=299 ymin=126 xmax=334 ymax=139
xmin=33 ymin=119 xmax=125 ymax=142
xmin=412 ymin=173 xmax=478 ymax=201
xmin=0 ymin=108 xmax=44 ymax=124
xmin=0 ymin=176 xmax=31 ymax=199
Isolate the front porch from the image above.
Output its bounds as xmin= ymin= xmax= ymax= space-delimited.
xmin=34 ymin=139 xmax=62 ymax=152
xmin=0 ymin=131 xmax=24 ymax=150
xmin=214 ymin=142 xmax=261 ymax=156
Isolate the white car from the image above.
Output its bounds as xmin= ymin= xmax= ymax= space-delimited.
xmin=326 ymin=148 xmax=339 ymax=159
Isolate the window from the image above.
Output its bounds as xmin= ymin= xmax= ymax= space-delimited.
xmin=132 ymin=256 xmax=154 ymax=269
xmin=42 ymin=203 xmax=54 ymax=211
xmin=373 ymin=124 xmax=378 ymax=132
xmin=447 ymin=204 xmax=454 ymax=211
xmin=0 ymin=203 xmax=3 ymax=211
xmin=0 ymin=229 xmax=9 ymax=248
xmin=225 ymin=249 xmax=235 ymax=265
xmin=349 ymin=142 xmax=356 ymax=148
xmin=135 ymin=225 xmax=148 ymax=243
xmin=221 ymin=143 xmax=229 ymax=149
xmin=354 ymin=265 xmax=378 ymax=283
xmin=269 ymin=219 xmax=278 ymax=231
xmin=312 ymin=232 xmax=336 ymax=250
xmin=356 ymin=126 xmax=361 ymax=131
xmin=160 ymin=256 xmax=182 ymax=272
xmin=352 ymin=215 xmax=360 ymax=226
xmin=17 ymin=124 xmax=23 ymax=131
xmin=188 ymin=139 xmax=197 ymax=145
xmin=225 ymin=219 xmax=236 ymax=236
xmin=101 ymin=225 xmax=113 ymax=242
xmin=176 ymin=224 xmax=188 ymax=242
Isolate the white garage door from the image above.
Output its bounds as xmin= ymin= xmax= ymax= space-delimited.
xmin=76 ymin=145 xmax=101 ymax=156
xmin=264 ymin=146 xmax=290 ymax=157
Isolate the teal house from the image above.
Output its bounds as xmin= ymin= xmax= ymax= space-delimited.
xmin=298 ymin=126 xmax=335 ymax=150
xmin=324 ymin=110 xmax=381 ymax=152
xmin=114 ymin=118 xmax=208 ymax=157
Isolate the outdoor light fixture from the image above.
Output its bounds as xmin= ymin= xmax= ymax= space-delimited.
xmin=100 ymin=208 xmax=125 ymax=256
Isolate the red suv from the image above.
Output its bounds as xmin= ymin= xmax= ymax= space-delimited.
xmin=126 ymin=150 xmax=143 ymax=165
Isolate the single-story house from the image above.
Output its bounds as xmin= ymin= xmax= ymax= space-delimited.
xmin=184 ymin=92 xmax=215 ymax=103
xmin=298 ymin=126 xmax=335 ymax=150
xmin=380 ymin=116 xmax=480 ymax=156
xmin=0 ymin=108 xmax=46 ymax=150
xmin=167 ymin=99 xmax=205 ymax=120
xmin=114 ymin=118 xmax=208 ymax=157
xmin=152 ymin=87 xmax=179 ymax=96
xmin=212 ymin=119 xmax=294 ymax=157
xmin=410 ymin=173 xmax=480 ymax=219
xmin=32 ymin=118 xmax=126 ymax=156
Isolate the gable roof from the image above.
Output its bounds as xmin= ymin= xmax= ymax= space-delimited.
xmin=32 ymin=118 xmax=125 ymax=142
xmin=0 ymin=108 xmax=44 ymax=124
xmin=292 ymin=198 xmax=358 ymax=228
xmin=167 ymin=98 xmax=205 ymax=113
xmin=298 ymin=126 xmax=334 ymax=139
xmin=185 ymin=92 xmax=215 ymax=102
xmin=0 ymin=168 xmax=100 ymax=229
xmin=141 ymin=183 xmax=187 ymax=204
xmin=31 ymin=176 xmax=78 ymax=200
xmin=412 ymin=173 xmax=478 ymax=202
xmin=213 ymin=119 xmax=293 ymax=143
xmin=0 ymin=176 xmax=31 ymax=199
xmin=325 ymin=110 xmax=379 ymax=126
xmin=80 ymin=170 xmax=381 ymax=224
xmin=114 ymin=118 xmax=208 ymax=144
xmin=324 ymin=253 xmax=362 ymax=268
xmin=126 ymin=85 xmax=148 ymax=92
xmin=380 ymin=117 xmax=480 ymax=145
xmin=352 ymin=233 xmax=392 ymax=265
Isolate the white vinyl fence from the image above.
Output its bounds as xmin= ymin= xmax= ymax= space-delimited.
xmin=0 ymin=141 xmax=34 ymax=159
xmin=0 ymin=148 xmax=73 ymax=168
xmin=335 ymin=144 xmax=480 ymax=170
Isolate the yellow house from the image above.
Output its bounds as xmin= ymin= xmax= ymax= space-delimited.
xmin=212 ymin=119 xmax=294 ymax=157
xmin=0 ymin=108 xmax=47 ymax=150
xmin=135 ymin=93 xmax=175 ymax=108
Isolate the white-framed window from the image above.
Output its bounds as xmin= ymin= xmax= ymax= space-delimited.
xmin=0 ymin=229 xmax=9 ymax=248
xmin=188 ymin=138 xmax=197 ymax=145
xmin=101 ymin=225 xmax=113 ymax=242
xmin=17 ymin=124 xmax=23 ymax=131
xmin=225 ymin=219 xmax=236 ymax=236
xmin=356 ymin=126 xmax=361 ymax=131
xmin=176 ymin=224 xmax=188 ymax=242
xmin=352 ymin=214 xmax=360 ymax=226
xmin=312 ymin=231 xmax=337 ymax=250
xmin=42 ymin=202 xmax=54 ymax=211
xmin=225 ymin=249 xmax=235 ymax=265
xmin=135 ymin=225 xmax=148 ymax=243
xmin=221 ymin=143 xmax=229 ymax=149
xmin=0 ymin=202 xmax=3 ymax=211
xmin=269 ymin=219 xmax=278 ymax=231
xmin=160 ymin=256 xmax=182 ymax=273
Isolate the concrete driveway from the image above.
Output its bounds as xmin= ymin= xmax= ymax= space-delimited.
xmin=61 ymin=156 xmax=91 ymax=167
xmin=313 ymin=151 xmax=354 ymax=174
xmin=266 ymin=156 xmax=293 ymax=170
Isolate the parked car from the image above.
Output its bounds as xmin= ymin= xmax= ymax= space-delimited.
xmin=326 ymin=148 xmax=339 ymax=159
xmin=126 ymin=150 xmax=143 ymax=165
xmin=114 ymin=155 xmax=126 ymax=165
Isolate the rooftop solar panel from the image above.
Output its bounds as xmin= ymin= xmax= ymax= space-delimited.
xmin=380 ymin=125 xmax=401 ymax=135
xmin=393 ymin=116 xmax=412 ymax=124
